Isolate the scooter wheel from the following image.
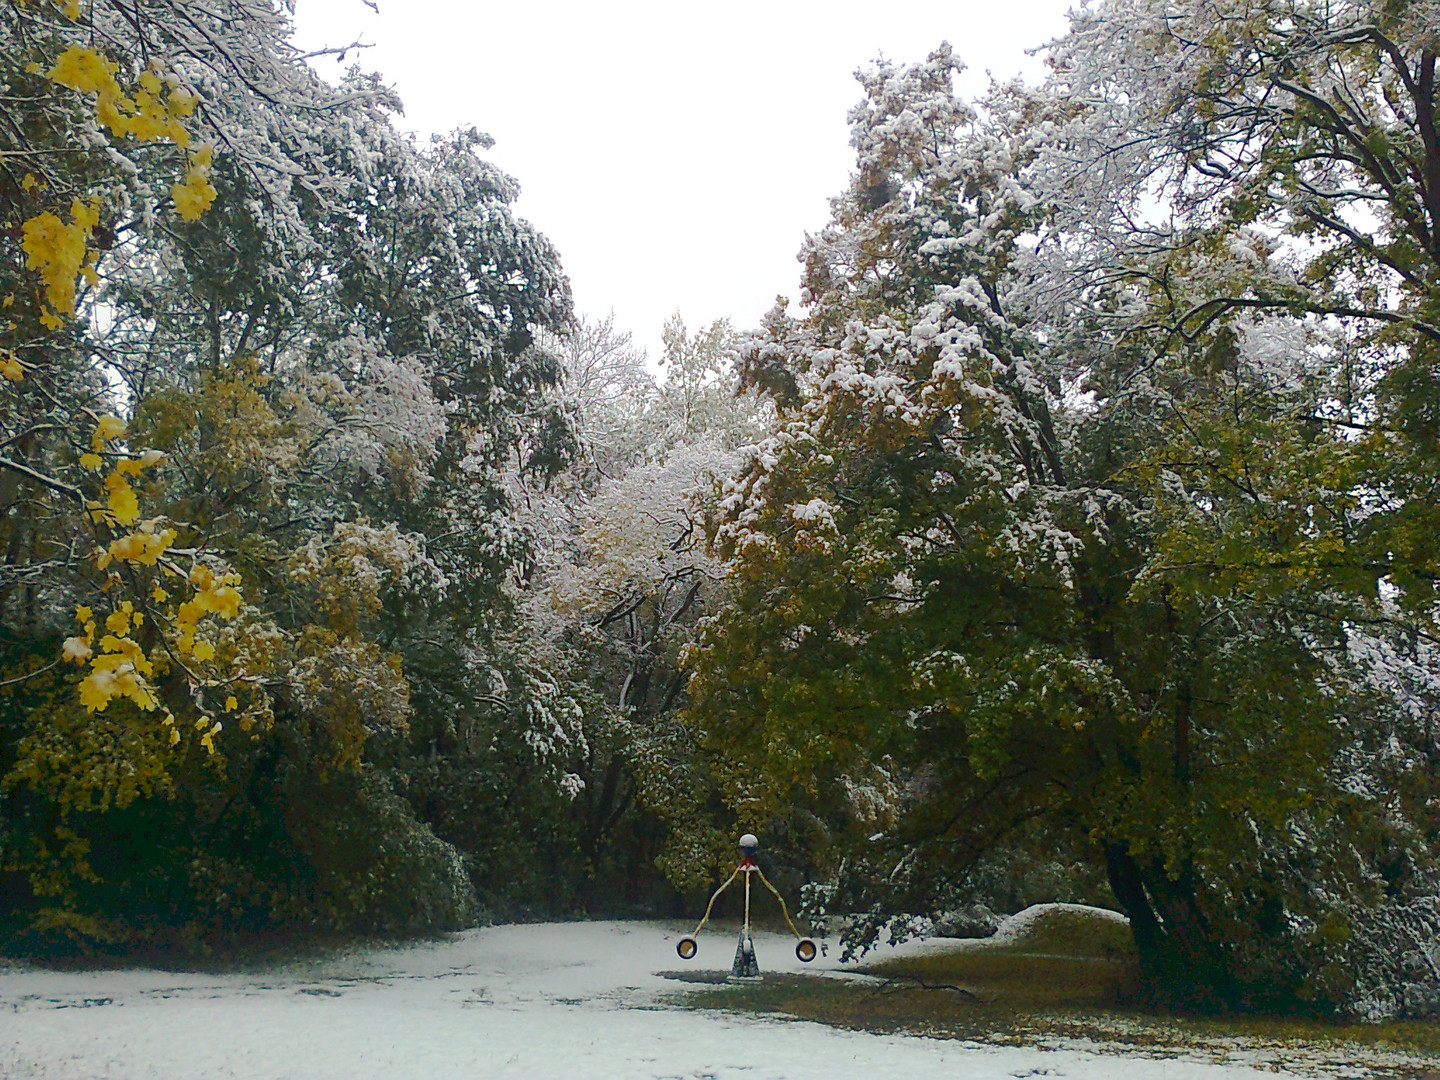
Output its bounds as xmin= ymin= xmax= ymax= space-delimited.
xmin=795 ymin=938 xmax=817 ymax=963
xmin=677 ymin=936 xmax=698 ymax=960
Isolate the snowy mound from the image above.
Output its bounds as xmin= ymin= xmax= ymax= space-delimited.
xmin=990 ymin=902 xmax=1129 ymax=945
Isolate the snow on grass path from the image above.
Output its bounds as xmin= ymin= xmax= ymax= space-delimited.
xmin=2 ymin=920 xmax=1303 ymax=1079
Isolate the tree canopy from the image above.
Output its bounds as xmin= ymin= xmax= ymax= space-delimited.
xmin=688 ymin=4 xmax=1440 ymax=1016
xmin=2 ymin=0 xmax=1437 ymax=1022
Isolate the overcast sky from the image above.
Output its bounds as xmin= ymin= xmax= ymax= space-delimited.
xmin=290 ymin=0 xmax=1075 ymax=361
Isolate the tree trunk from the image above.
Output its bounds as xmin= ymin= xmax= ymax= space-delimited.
xmin=1104 ymin=843 xmax=1235 ymax=1011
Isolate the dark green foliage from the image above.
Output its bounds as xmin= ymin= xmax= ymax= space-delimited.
xmin=285 ymin=771 xmax=476 ymax=936
xmin=685 ymin=32 xmax=1440 ymax=1019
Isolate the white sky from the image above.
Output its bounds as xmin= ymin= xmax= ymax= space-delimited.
xmin=290 ymin=0 xmax=1074 ymax=361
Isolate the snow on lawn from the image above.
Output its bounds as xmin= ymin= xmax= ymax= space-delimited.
xmin=2 ymin=920 xmax=1316 ymax=1079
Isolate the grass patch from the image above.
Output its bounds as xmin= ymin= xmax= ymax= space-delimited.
xmin=0 ymin=925 xmax=441 ymax=975
xmin=683 ymin=906 xmax=1440 ymax=1076
xmin=981 ymin=906 xmax=1136 ymax=958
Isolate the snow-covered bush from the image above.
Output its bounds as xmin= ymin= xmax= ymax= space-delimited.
xmin=289 ymin=771 xmax=477 ymax=935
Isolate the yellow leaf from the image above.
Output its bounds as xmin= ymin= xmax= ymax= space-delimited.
xmin=77 ymin=672 xmax=113 ymax=712
xmin=123 ymin=680 xmax=158 ymax=711
xmin=210 ymin=585 xmax=242 ymax=619
xmin=75 ymin=605 xmax=93 ymax=623
xmin=70 ymin=197 xmax=100 ymax=232
xmin=168 ymin=88 xmax=198 ymax=118
xmin=62 ymin=635 xmax=92 ymax=663
xmin=171 ymin=171 xmax=217 ymax=221
xmin=224 ymin=696 xmax=237 ymax=712
xmin=47 ymin=46 xmax=122 ymax=100
xmin=169 ymin=727 xmax=180 ymax=746
xmin=191 ymin=640 xmax=216 ymax=661
xmin=79 ymin=452 xmax=103 ymax=470
xmin=107 ymin=481 xmax=139 ymax=525
xmin=110 ymin=526 xmax=175 ymax=566
xmin=93 ymin=414 xmax=125 ymax=443
xmin=22 ymin=200 xmax=98 ymax=318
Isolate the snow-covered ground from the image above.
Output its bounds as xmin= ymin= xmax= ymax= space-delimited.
xmin=0 ymin=920 xmax=1360 ymax=1079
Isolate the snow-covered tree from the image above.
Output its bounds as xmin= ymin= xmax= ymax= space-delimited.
xmin=492 ymin=315 xmax=773 ymax=900
xmin=686 ymin=30 xmax=1440 ymax=1016
xmin=1 ymin=0 xmax=572 ymax=946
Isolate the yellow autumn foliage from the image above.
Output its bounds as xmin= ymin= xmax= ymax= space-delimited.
xmin=171 ymin=166 xmax=217 ymax=222
xmin=48 ymin=45 xmax=193 ymax=147
xmin=19 ymin=198 xmax=100 ymax=320
xmin=108 ymin=522 xmax=178 ymax=566
xmin=102 ymin=473 xmax=140 ymax=526
xmin=50 ymin=417 xmax=252 ymax=739
xmin=6 ymin=45 xmax=216 ymax=345
xmin=91 ymin=415 xmax=126 ymax=448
